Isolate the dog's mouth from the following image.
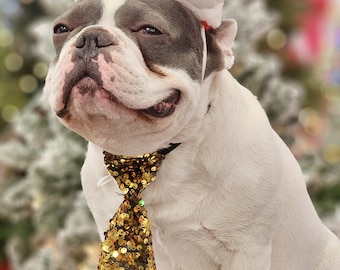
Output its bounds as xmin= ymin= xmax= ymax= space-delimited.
xmin=141 ymin=90 xmax=181 ymax=118
xmin=57 ymin=73 xmax=181 ymax=119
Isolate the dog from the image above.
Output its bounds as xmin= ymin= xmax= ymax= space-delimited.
xmin=44 ymin=0 xmax=340 ymax=269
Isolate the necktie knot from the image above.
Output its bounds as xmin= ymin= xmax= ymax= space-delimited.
xmin=104 ymin=152 xmax=164 ymax=197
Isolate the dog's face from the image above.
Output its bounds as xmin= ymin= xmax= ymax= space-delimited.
xmin=44 ymin=0 xmax=235 ymax=155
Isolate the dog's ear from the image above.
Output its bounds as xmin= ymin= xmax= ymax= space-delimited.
xmin=213 ymin=19 xmax=237 ymax=69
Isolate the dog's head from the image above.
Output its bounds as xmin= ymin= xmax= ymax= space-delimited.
xmin=44 ymin=0 xmax=237 ymax=155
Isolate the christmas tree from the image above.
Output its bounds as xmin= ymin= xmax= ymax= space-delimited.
xmin=264 ymin=0 xmax=340 ymax=231
xmin=0 ymin=0 xmax=339 ymax=269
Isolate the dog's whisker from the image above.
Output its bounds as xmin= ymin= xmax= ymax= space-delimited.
xmin=116 ymin=192 xmax=124 ymax=197
xmin=97 ymin=175 xmax=114 ymax=187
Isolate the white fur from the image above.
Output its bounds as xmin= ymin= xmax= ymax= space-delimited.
xmin=81 ymin=70 xmax=340 ymax=269
xmin=99 ymin=0 xmax=126 ymax=25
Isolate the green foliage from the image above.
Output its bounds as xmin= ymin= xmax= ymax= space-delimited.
xmin=309 ymin=166 xmax=340 ymax=215
xmin=0 ymin=218 xmax=34 ymax=264
xmin=0 ymin=0 xmax=46 ymax=131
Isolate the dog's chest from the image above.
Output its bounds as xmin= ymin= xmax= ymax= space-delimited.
xmin=141 ymin=159 xmax=226 ymax=269
xmin=146 ymin=202 xmax=223 ymax=269
xmin=150 ymin=218 xmax=223 ymax=269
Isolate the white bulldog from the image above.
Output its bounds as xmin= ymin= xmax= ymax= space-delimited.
xmin=44 ymin=0 xmax=340 ymax=269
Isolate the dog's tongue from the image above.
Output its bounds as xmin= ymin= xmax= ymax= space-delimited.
xmin=142 ymin=91 xmax=180 ymax=118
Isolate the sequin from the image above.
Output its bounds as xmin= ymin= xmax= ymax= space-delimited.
xmin=112 ymin=251 xmax=119 ymax=258
xmin=139 ymin=200 xmax=145 ymax=207
xmin=98 ymin=151 xmax=165 ymax=269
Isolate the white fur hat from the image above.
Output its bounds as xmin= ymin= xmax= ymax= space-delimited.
xmin=175 ymin=0 xmax=225 ymax=28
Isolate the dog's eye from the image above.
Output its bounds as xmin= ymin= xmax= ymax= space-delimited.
xmin=139 ymin=26 xmax=162 ymax=35
xmin=54 ymin=24 xmax=71 ymax=34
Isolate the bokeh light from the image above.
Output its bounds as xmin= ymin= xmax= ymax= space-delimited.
xmin=19 ymin=74 xmax=39 ymax=94
xmin=320 ymin=83 xmax=340 ymax=104
xmin=33 ymin=61 xmax=48 ymax=79
xmin=298 ymin=107 xmax=325 ymax=137
xmin=1 ymin=105 xmax=20 ymax=123
xmin=0 ymin=27 xmax=14 ymax=48
xmin=4 ymin=52 xmax=24 ymax=72
xmin=266 ymin=28 xmax=287 ymax=51
xmin=323 ymin=144 xmax=340 ymax=164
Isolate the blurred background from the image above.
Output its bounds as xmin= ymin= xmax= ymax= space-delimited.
xmin=0 ymin=0 xmax=339 ymax=269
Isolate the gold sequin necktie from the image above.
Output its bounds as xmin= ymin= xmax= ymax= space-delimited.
xmin=98 ymin=151 xmax=165 ymax=270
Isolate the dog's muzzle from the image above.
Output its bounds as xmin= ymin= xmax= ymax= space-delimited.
xmin=56 ymin=28 xmax=181 ymax=119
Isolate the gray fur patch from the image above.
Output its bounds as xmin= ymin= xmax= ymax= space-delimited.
xmin=115 ymin=0 xmax=204 ymax=81
xmin=52 ymin=0 xmax=224 ymax=80
xmin=53 ymin=0 xmax=103 ymax=56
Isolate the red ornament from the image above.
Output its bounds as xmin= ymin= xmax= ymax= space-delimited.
xmin=201 ymin=20 xmax=213 ymax=31
xmin=0 ymin=260 xmax=10 ymax=270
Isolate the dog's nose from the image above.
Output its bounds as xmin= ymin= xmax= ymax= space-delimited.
xmin=75 ymin=28 xmax=116 ymax=60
